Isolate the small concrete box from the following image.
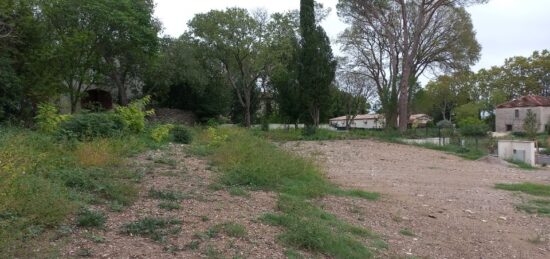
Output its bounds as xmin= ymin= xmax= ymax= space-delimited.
xmin=497 ymin=140 xmax=536 ymax=166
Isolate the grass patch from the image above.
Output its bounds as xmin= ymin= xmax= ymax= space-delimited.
xmin=121 ymin=217 xmax=182 ymax=242
xmin=335 ymin=189 xmax=380 ymax=200
xmin=418 ymin=143 xmax=487 ymax=160
xmin=495 ymin=182 xmax=550 ymax=197
xmin=148 ymin=188 xmax=185 ymax=201
xmin=399 ymin=228 xmax=415 ymax=237
xmin=517 ymin=199 xmax=550 ymax=216
xmin=76 ymin=209 xmax=106 ymax=228
xmin=193 ymin=127 xmax=382 ymax=258
xmin=207 ymin=222 xmax=247 ymax=238
xmin=158 ymin=202 xmax=181 ymax=211
xmin=506 ymin=159 xmax=537 ymax=170
xmin=228 ymin=186 xmax=250 ymax=197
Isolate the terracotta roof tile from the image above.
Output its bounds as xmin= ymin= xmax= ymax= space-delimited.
xmin=496 ymin=95 xmax=550 ymax=109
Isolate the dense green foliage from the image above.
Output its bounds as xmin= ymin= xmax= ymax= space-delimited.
xmin=0 ymin=0 xmax=159 ymax=123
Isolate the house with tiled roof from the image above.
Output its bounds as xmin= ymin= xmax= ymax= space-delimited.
xmin=495 ymin=95 xmax=550 ymax=133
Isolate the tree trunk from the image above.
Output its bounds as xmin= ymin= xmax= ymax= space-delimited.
xmin=244 ymin=97 xmax=251 ymax=128
xmin=118 ymin=85 xmax=128 ymax=106
xmin=399 ymin=64 xmax=412 ymax=132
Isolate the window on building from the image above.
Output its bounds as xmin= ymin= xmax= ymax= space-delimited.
xmin=506 ymin=124 xmax=513 ymax=131
xmin=515 ymin=109 xmax=519 ymax=119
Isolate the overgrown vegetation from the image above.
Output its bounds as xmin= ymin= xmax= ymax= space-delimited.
xmin=192 ymin=127 xmax=383 ymax=258
xmin=0 ymin=98 xmax=175 ymax=256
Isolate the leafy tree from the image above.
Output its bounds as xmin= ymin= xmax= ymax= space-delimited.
xmin=455 ymin=102 xmax=482 ymax=124
xmin=42 ymin=0 xmax=104 ymax=113
xmin=459 ymin=117 xmax=488 ymax=148
xmin=189 ymin=8 xmax=269 ymax=127
xmin=523 ymin=109 xmax=539 ymax=141
xmin=337 ymin=62 xmax=375 ymax=130
xmin=298 ymin=0 xmax=337 ymax=128
xmin=89 ymin=0 xmax=160 ymax=105
xmin=144 ymin=36 xmax=232 ymax=121
xmin=337 ymin=0 xmax=484 ymax=131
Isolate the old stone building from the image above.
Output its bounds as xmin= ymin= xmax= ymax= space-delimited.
xmin=495 ymin=95 xmax=550 ymax=133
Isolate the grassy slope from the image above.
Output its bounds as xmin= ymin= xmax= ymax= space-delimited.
xmin=192 ymin=128 xmax=383 ymax=258
xmin=0 ymin=127 xmax=163 ymax=257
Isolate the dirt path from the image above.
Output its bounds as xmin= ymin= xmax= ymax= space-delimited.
xmin=62 ymin=144 xmax=285 ymax=258
xmin=283 ymin=140 xmax=550 ymax=259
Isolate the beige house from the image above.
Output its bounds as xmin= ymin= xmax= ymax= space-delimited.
xmin=495 ymin=95 xmax=550 ymax=133
xmin=329 ymin=114 xmax=385 ymax=130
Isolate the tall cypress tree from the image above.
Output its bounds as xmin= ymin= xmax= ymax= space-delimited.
xmin=298 ymin=0 xmax=337 ymax=128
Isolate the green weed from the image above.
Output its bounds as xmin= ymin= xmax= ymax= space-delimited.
xmin=158 ymin=202 xmax=182 ymax=211
xmin=121 ymin=217 xmax=182 ymax=242
xmin=399 ymin=228 xmax=415 ymax=237
xmin=495 ymin=183 xmax=550 ymax=197
xmin=148 ymin=188 xmax=185 ymax=201
xmin=76 ymin=209 xmax=106 ymax=228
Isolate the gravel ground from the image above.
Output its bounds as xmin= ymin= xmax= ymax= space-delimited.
xmin=63 ymin=144 xmax=285 ymax=259
xmin=283 ymin=140 xmax=550 ymax=259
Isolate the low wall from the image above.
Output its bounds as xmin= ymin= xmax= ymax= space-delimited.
xmin=497 ymin=140 xmax=536 ymax=166
xmin=402 ymin=137 xmax=450 ymax=146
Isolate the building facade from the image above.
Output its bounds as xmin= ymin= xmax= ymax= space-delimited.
xmin=495 ymin=96 xmax=550 ymax=133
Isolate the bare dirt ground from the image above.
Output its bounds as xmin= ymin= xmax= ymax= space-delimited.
xmin=283 ymin=140 xmax=550 ymax=259
xmin=62 ymin=144 xmax=286 ymax=258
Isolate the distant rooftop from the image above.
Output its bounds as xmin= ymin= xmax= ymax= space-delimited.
xmin=496 ymin=95 xmax=550 ymax=109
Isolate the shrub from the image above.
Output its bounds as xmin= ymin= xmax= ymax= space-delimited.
xmin=172 ymin=126 xmax=192 ymax=144
xmin=437 ymin=120 xmax=453 ymax=129
xmin=77 ymin=209 xmax=106 ymax=228
xmin=115 ymin=96 xmax=154 ymax=133
xmin=35 ymin=103 xmax=70 ymax=133
xmin=59 ymin=112 xmax=125 ymax=140
xmin=150 ymin=124 xmax=174 ymax=143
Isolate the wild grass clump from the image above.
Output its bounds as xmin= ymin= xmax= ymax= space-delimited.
xmin=172 ymin=125 xmax=193 ymax=144
xmin=121 ymin=217 xmax=182 ymax=242
xmin=76 ymin=209 xmax=106 ymax=228
xmin=506 ymin=160 xmax=537 ymax=170
xmin=495 ymin=182 xmax=550 ymax=197
xmin=194 ymin=128 xmax=381 ymax=258
xmin=207 ymin=222 xmax=247 ymax=238
xmin=517 ymin=200 xmax=550 ymax=216
xmin=148 ymin=188 xmax=185 ymax=201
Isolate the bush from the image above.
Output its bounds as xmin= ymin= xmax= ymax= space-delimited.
xmin=35 ymin=103 xmax=70 ymax=133
xmin=172 ymin=126 xmax=192 ymax=144
xmin=59 ymin=112 xmax=125 ymax=140
xmin=437 ymin=120 xmax=453 ymax=129
xmin=115 ymin=96 xmax=154 ymax=133
xmin=150 ymin=124 xmax=174 ymax=143
xmin=77 ymin=209 xmax=106 ymax=228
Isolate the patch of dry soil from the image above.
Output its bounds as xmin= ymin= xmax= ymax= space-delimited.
xmin=283 ymin=140 xmax=550 ymax=259
xmin=63 ymin=144 xmax=284 ymax=258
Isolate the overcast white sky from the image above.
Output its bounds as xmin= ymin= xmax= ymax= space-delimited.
xmin=154 ymin=0 xmax=550 ymax=77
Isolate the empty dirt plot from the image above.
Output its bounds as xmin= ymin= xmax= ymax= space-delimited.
xmin=283 ymin=140 xmax=550 ymax=259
